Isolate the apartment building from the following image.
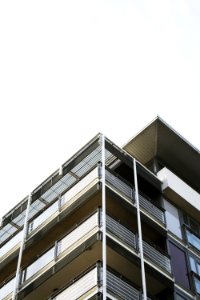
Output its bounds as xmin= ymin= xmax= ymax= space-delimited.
xmin=0 ymin=117 xmax=200 ymax=300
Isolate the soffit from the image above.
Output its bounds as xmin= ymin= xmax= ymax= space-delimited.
xmin=124 ymin=117 xmax=200 ymax=194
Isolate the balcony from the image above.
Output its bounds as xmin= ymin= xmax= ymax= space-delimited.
xmin=0 ymin=275 xmax=15 ymax=300
xmin=0 ymin=230 xmax=22 ymax=261
xmin=0 ymin=166 xmax=164 ymax=268
xmin=1 ymin=208 xmax=171 ymax=300
xmin=23 ymin=210 xmax=171 ymax=289
xmin=106 ymin=212 xmax=171 ymax=275
xmin=21 ymin=212 xmax=99 ymax=287
xmin=105 ymin=169 xmax=165 ymax=226
xmin=143 ymin=240 xmax=171 ymax=274
xmin=51 ymin=265 xmax=148 ymax=300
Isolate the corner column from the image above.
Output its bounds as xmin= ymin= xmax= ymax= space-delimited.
xmin=101 ymin=134 xmax=107 ymax=300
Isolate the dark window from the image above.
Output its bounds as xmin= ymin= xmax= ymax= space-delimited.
xmin=169 ymin=242 xmax=190 ymax=290
xmin=176 ymin=294 xmax=187 ymax=300
xmin=183 ymin=212 xmax=200 ymax=236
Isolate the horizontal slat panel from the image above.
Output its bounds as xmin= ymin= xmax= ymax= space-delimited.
xmin=105 ymin=170 xmax=133 ymax=199
xmin=58 ymin=212 xmax=99 ymax=254
xmin=106 ymin=215 xmax=136 ymax=249
xmin=53 ymin=267 xmax=97 ymax=300
xmin=107 ymin=271 xmax=139 ymax=300
xmin=139 ymin=194 xmax=165 ymax=224
xmin=143 ymin=240 xmax=171 ymax=273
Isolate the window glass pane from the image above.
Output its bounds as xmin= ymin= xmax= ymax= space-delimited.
xmin=190 ymin=218 xmax=199 ymax=236
xmin=169 ymin=241 xmax=190 ymax=290
xmin=189 ymin=256 xmax=197 ymax=273
xmin=25 ymin=247 xmax=54 ymax=281
xmin=187 ymin=230 xmax=200 ymax=251
xmin=163 ymin=200 xmax=182 ymax=239
xmin=194 ymin=276 xmax=200 ymax=294
xmin=176 ymin=294 xmax=187 ymax=300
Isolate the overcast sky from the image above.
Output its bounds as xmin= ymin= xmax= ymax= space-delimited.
xmin=0 ymin=0 xmax=200 ymax=219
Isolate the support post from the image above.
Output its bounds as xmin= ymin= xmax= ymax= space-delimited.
xmin=101 ymin=134 xmax=107 ymax=300
xmin=12 ymin=194 xmax=32 ymax=300
xmin=133 ymin=158 xmax=147 ymax=300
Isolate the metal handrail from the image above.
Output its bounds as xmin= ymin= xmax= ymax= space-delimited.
xmin=143 ymin=240 xmax=171 ymax=273
xmin=105 ymin=169 xmax=165 ymax=224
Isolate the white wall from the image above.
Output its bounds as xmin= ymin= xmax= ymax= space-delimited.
xmin=157 ymin=167 xmax=200 ymax=212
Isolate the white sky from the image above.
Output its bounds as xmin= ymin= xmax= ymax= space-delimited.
xmin=0 ymin=0 xmax=200 ymax=219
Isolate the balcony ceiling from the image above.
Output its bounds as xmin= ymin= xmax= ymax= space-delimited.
xmin=123 ymin=117 xmax=200 ymax=194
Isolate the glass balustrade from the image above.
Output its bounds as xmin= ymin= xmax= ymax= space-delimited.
xmin=28 ymin=201 xmax=59 ymax=234
xmin=22 ymin=209 xmax=170 ymax=289
xmin=22 ymin=247 xmax=54 ymax=282
xmin=0 ymin=276 xmax=15 ymax=300
xmin=0 ymin=230 xmax=22 ymax=259
xmin=51 ymin=266 xmax=147 ymax=300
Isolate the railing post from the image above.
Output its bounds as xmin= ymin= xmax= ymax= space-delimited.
xmin=133 ymin=158 xmax=147 ymax=300
xmin=12 ymin=194 xmax=32 ymax=300
xmin=101 ymin=134 xmax=107 ymax=300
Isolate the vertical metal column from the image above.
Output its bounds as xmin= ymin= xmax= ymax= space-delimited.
xmin=12 ymin=194 xmax=32 ymax=300
xmin=101 ymin=134 xmax=107 ymax=300
xmin=133 ymin=158 xmax=147 ymax=300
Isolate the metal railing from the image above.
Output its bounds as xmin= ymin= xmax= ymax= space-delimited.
xmin=51 ymin=265 xmax=149 ymax=300
xmin=139 ymin=194 xmax=165 ymax=224
xmin=143 ymin=240 xmax=171 ymax=273
xmin=107 ymin=270 xmax=140 ymax=300
xmin=105 ymin=212 xmax=171 ymax=274
xmin=105 ymin=169 xmax=133 ymax=200
xmin=20 ymin=209 xmax=170 ymax=295
xmin=105 ymin=168 xmax=165 ymax=225
xmin=52 ymin=267 xmax=98 ymax=300
xmin=106 ymin=214 xmax=136 ymax=249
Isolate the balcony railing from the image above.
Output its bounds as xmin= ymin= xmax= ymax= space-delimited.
xmin=105 ymin=169 xmax=133 ymax=200
xmin=106 ymin=214 xmax=137 ymax=249
xmin=105 ymin=169 xmax=165 ymax=225
xmin=106 ymin=213 xmax=171 ymax=274
xmin=51 ymin=265 xmax=148 ymax=300
xmin=57 ymin=212 xmax=99 ymax=255
xmin=22 ymin=212 xmax=99 ymax=284
xmin=143 ymin=240 xmax=171 ymax=273
xmin=107 ymin=270 xmax=140 ymax=300
xmin=0 ymin=230 xmax=22 ymax=259
xmin=27 ymin=168 xmax=99 ymax=237
xmin=0 ymin=276 xmax=15 ymax=300
xmin=23 ymin=210 xmax=171 ymax=286
xmin=138 ymin=193 xmax=165 ymax=224
xmin=52 ymin=267 xmax=98 ymax=300
xmin=1 ymin=167 xmax=165 ymax=263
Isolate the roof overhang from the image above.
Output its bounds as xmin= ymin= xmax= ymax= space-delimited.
xmin=123 ymin=117 xmax=200 ymax=194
